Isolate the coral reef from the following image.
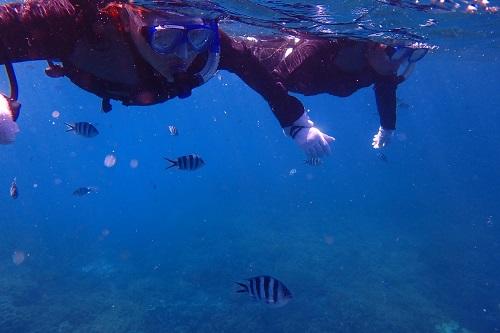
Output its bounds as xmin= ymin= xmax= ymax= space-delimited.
xmin=0 ymin=295 xmax=30 ymax=333
xmin=435 ymin=321 xmax=475 ymax=333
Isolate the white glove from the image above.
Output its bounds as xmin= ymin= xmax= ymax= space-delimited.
xmin=372 ymin=126 xmax=394 ymax=149
xmin=285 ymin=113 xmax=335 ymax=158
xmin=0 ymin=94 xmax=20 ymax=144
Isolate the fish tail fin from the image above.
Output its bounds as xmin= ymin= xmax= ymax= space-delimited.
xmin=65 ymin=122 xmax=74 ymax=132
xmin=235 ymin=282 xmax=249 ymax=293
xmin=164 ymin=157 xmax=177 ymax=169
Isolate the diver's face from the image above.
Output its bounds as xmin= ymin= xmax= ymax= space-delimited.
xmin=366 ymin=44 xmax=402 ymax=76
xmin=126 ymin=7 xmax=203 ymax=82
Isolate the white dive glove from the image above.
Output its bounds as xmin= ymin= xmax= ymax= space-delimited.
xmin=372 ymin=126 xmax=394 ymax=149
xmin=0 ymin=94 xmax=20 ymax=145
xmin=284 ymin=112 xmax=335 ymax=158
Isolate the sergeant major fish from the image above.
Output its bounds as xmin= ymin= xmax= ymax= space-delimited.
xmin=9 ymin=177 xmax=18 ymax=199
xmin=165 ymin=154 xmax=205 ymax=171
xmin=65 ymin=122 xmax=99 ymax=138
xmin=305 ymin=157 xmax=322 ymax=166
xmin=235 ymin=275 xmax=292 ymax=307
xmin=73 ymin=186 xmax=97 ymax=196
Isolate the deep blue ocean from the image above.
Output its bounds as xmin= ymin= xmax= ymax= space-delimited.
xmin=1 ymin=1 xmax=499 ymax=332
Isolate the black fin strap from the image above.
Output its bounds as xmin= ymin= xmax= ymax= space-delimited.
xmin=290 ymin=125 xmax=307 ymax=139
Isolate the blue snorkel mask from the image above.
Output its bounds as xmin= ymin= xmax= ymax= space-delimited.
xmin=145 ymin=20 xmax=220 ymax=54
xmin=385 ymin=46 xmax=428 ymax=80
xmin=142 ymin=18 xmax=220 ymax=86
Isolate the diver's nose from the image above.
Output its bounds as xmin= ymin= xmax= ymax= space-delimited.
xmin=174 ymin=43 xmax=189 ymax=60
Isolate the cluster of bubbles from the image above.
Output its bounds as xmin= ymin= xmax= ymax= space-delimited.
xmin=104 ymin=153 xmax=117 ymax=168
xmin=103 ymin=154 xmax=139 ymax=169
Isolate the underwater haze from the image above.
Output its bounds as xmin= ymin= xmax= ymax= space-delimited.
xmin=1 ymin=0 xmax=499 ymax=332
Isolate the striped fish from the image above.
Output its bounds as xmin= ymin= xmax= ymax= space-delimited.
xmin=236 ymin=275 xmax=292 ymax=307
xmin=168 ymin=125 xmax=178 ymax=136
xmin=73 ymin=186 xmax=97 ymax=196
xmin=165 ymin=154 xmax=205 ymax=171
xmin=305 ymin=157 xmax=322 ymax=166
xmin=65 ymin=122 xmax=99 ymax=138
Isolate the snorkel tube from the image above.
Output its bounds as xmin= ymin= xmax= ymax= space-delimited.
xmin=389 ymin=48 xmax=416 ymax=80
xmin=172 ymin=18 xmax=220 ymax=98
xmin=387 ymin=46 xmax=428 ymax=81
xmin=194 ymin=20 xmax=220 ymax=84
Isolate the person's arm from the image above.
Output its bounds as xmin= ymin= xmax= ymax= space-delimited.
xmin=218 ymin=32 xmax=334 ymax=158
xmin=218 ymin=31 xmax=304 ymax=128
xmin=0 ymin=0 xmax=95 ymax=64
xmin=372 ymin=75 xmax=400 ymax=149
xmin=374 ymin=76 xmax=398 ymax=130
xmin=0 ymin=0 xmax=95 ymax=144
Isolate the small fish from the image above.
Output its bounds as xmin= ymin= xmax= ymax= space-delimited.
xmin=396 ymin=98 xmax=410 ymax=110
xmin=65 ymin=122 xmax=99 ymax=138
xmin=168 ymin=125 xmax=178 ymax=136
xmin=305 ymin=157 xmax=322 ymax=166
xmin=165 ymin=154 xmax=205 ymax=171
xmin=235 ymin=275 xmax=292 ymax=307
xmin=398 ymin=102 xmax=410 ymax=109
xmin=377 ymin=152 xmax=388 ymax=162
xmin=9 ymin=177 xmax=18 ymax=199
xmin=73 ymin=187 xmax=97 ymax=196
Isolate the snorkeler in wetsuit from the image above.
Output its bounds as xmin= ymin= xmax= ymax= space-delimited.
xmin=0 ymin=0 xmax=427 ymax=159
xmin=219 ymin=33 xmax=427 ymax=156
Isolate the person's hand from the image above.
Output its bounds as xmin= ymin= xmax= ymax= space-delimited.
xmin=372 ymin=126 xmax=394 ymax=149
xmin=0 ymin=94 xmax=20 ymax=144
xmin=285 ymin=113 xmax=335 ymax=158
xmin=294 ymin=127 xmax=335 ymax=158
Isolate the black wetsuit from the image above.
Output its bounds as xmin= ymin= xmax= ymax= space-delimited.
xmin=220 ymin=34 xmax=400 ymax=128
xmin=0 ymin=0 xmax=399 ymax=129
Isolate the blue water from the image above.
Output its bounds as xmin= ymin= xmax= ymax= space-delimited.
xmin=1 ymin=1 xmax=499 ymax=332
